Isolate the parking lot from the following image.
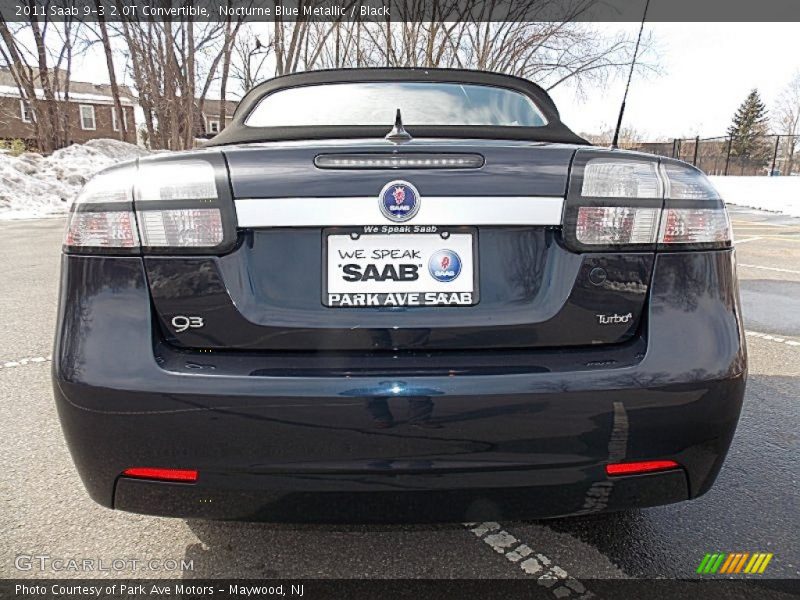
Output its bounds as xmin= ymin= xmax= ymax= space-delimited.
xmin=1 ymin=206 xmax=798 ymax=587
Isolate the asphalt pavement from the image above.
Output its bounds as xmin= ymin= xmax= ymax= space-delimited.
xmin=0 ymin=206 xmax=797 ymax=589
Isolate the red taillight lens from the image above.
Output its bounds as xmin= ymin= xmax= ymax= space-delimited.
xmin=65 ymin=210 xmax=139 ymax=248
xmin=658 ymin=208 xmax=731 ymax=245
xmin=605 ymin=460 xmax=680 ymax=476
xmin=122 ymin=467 xmax=198 ymax=482
xmin=137 ymin=208 xmax=224 ymax=247
xmin=576 ymin=206 xmax=660 ymax=245
xmin=63 ymin=164 xmax=138 ymax=253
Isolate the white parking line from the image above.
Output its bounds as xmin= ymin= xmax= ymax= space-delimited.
xmin=738 ymin=263 xmax=800 ymax=275
xmin=746 ymin=330 xmax=800 ymax=347
xmin=730 ymin=220 xmax=790 ymax=228
xmin=0 ymin=356 xmax=51 ymax=369
xmin=733 ymin=237 xmax=762 ymax=244
xmin=465 ymin=522 xmax=594 ymax=598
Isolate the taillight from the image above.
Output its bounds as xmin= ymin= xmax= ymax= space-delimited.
xmin=659 ymin=208 xmax=731 ymax=245
xmin=658 ymin=161 xmax=731 ymax=249
xmin=135 ymin=155 xmax=237 ymax=254
xmin=575 ymin=206 xmax=660 ymax=245
xmin=564 ymin=150 xmax=731 ymax=252
xmin=64 ymin=163 xmax=139 ymax=254
xmin=137 ymin=209 xmax=224 ymax=247
xmin=580 ymin=158 xmax=662 ymax=199
xmin=64 ymin=154 xmax=237 ymax=255
xmin=65 ymin=209 xmax=139 ymax=249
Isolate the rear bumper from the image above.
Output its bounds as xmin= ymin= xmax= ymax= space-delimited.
xmin=113 ymin=465 xmax=692 ymax=523
xmin=52 ymin=250 xmax=747 ymax=522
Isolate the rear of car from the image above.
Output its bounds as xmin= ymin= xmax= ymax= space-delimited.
xmin=52 ymin=69 xmax=746 ymax=522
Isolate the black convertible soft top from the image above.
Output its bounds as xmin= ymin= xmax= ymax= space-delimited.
xmin=206 ymin=68 xmax=589 ymax=146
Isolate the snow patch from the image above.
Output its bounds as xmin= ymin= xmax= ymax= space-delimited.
xmin=0 ymin=139 xmax=148 ymax=220
xmin=710 ymin=176 xmax=800 ymax=218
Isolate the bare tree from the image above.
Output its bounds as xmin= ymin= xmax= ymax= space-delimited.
xmin=95 ymin=0 xmax=127 ymax=141
xmin=115 ymin=14 xmax=228 ymax=149
xmin=0 ymin=0 xmax=656 ymax=155
xmin=230 ymin=29 xmax=273 ymax=91
xmin=217 ymin=3 xmax=246 ymax=127
xmin=584 ymin=125 xmax=646 ymax=147
xmin=273 ymin=12 xmax=309 ymax=76
xmin=301 ymin=3 xmax=654 ymax=93
xmin=774 ymin=71 xmax=800 ymax=175
xmin=117 ymin=16 xmax=156 ymax=147
xmin=0 ymin=1 xmax=79 ymax=153
xmin=272 ymin=1 xmax=356 ymax=76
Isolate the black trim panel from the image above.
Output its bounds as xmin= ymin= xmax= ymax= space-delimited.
xmin=205 ymin=68 xmax=589 ymax=146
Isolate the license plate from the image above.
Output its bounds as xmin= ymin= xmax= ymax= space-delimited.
xmin=324 ymin=227 xmax=477 ymax=307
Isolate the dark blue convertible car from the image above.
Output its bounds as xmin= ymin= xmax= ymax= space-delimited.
xmin=52 ymin=69 xmax=746 ymax=522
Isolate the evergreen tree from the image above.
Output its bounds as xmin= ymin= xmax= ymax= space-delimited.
xmin=727 ymin=89 xmax=771 ymax=161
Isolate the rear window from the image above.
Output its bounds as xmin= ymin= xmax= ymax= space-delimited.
xmin=244 ymin=82 xmax=548 ymax=128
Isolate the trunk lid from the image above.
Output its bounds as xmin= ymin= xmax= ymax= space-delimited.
xmin=143 ymin=140 xmax=654 ymax=351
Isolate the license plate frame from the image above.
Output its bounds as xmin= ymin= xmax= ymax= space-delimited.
xmin=322 ymin=226 xmax=479 ymax=308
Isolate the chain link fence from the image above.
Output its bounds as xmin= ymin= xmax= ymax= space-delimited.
xmin=622 ymin=135 xmax=800 ymax=176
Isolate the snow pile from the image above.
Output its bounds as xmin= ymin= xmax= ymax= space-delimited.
xmin=710 ymin=176 xmax=800 ymax=218
xmin=0 ymin=139 xmax=148 ymax=220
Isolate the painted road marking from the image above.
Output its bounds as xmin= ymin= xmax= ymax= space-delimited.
xmin=739 ymin=263 xmax=800 ymax=275
xmin=759 ymin=235 xmax=800 ymax=242
xmin=0 ymin=356 xmax=51 ymax=369
xmin=465 ymin=522 xmax=594 ymax=598
xmin=731 ymin=224 xmax=792 ymax=229
xmin=730 ymin=219 xmax=791 ymax=227
xmin=746 ymin=330 xmax=800 ymax=347
xmin=733 ymin=237 xmax=762 ymax=244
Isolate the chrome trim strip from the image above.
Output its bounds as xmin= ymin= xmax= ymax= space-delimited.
xmin=234 ymin=196 xmax=565 ymax=227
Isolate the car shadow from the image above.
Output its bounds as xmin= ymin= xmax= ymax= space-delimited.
xmin=181 ymin=519 xmax=466 ymax=579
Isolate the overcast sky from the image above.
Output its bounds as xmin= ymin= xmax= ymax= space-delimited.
xmin=549 ymin=22 xmax=800 ymax=139
xmin=71 ymin=22 xmax=800 ymax=140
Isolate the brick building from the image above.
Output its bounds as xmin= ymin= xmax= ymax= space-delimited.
xmin=0 ymin=68 xmax=137 ymax=148
xmin=199 ymin=99 xmax=238 ymax=137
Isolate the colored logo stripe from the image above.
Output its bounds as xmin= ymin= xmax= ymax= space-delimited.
xmin=733 ymin=553 xmax=749 ymax=573
xmin=720 ymin=553 xmax=737 ymax=573
xmin=697 ymin=554 xmax=713 ymax=573
xmin=698 ymin=553 xmax=773 ymax=574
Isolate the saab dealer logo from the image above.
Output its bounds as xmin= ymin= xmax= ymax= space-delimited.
xmin=429 ymin=249 xmax=462 ymax=282
xmin=697 ymin=552 xmax=773 ymax=575
xmin=380 ymin=180 xmax=420 ymax=222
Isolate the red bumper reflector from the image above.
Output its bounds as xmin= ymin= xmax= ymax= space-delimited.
xmin=122 ymin=467 xmax=198 ymax=482
xmin=605 ymin=460 xmax=680 ymax=476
